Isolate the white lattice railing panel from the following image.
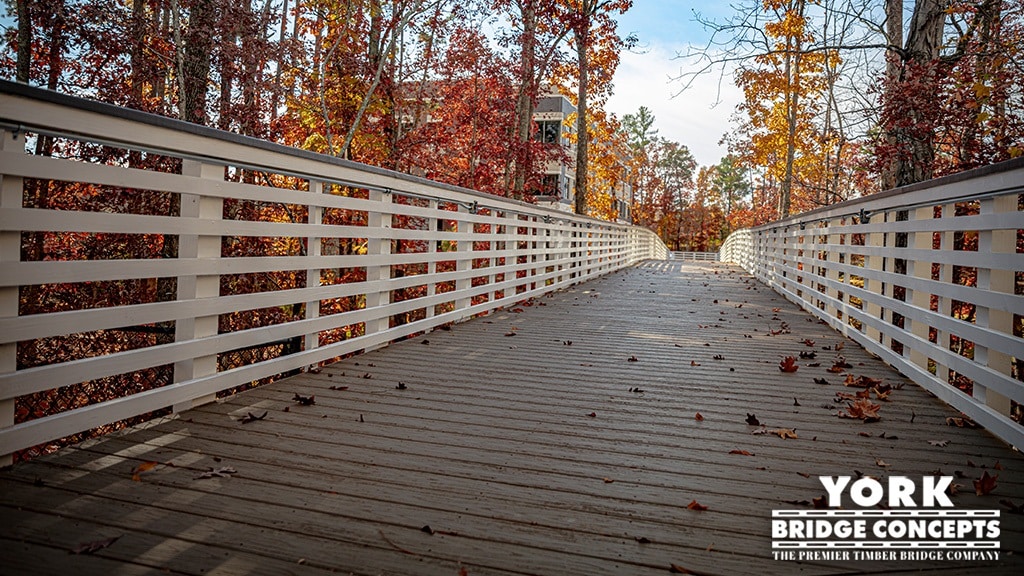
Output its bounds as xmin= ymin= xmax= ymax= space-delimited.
xmin=721 ymin=160 xmax=1024 ymax=448
xmin=0 ymin=81 xmax=667 ymax=459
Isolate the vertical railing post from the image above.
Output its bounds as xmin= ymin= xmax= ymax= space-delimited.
xmin=865 ymin=211 xmax=887 ymax=345
xmin=974 ymin=195 xmax=1013 ymax=415
xmin=909 ymin=206 xmax=935 ymax=379
xmin=425 ymin=199 xmax=438 ymax=320
xmin=455 ymin=203 xmax=472 ymax=313
xmin=304 ymin=180 xmax=323 ymax=362
xmin=173 ymin=159 xmax=224 ymax=413
xmin=366 ymin=189 xmax=392 ymax=340
xmin=0 ymin=129 xmax=24 ymax=465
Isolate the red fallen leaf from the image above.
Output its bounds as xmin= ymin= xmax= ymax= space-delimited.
xmin=71 ymin=535 xmax=121 ymax=555
xmin=695 ymin=412 xmax=705 ymax=421
xmin=745 ymin=413 xmax=760 ymax=426
xmin=587 ymin=412 xmax=597 ymax=418
xmin=772 ymin=307 xmax=781 ymax=312
xmin=729 ymin=449 xmax=754 ymax=456
xmin=690 ymin=360 xmax=701 ymax=366
xmin=946 ymin=416 xmax=980 ymax=428
xmin=131 ymin=461 xmax=158 ymax=482
xmin=802 ymin=339 xmax=815 ymax=347
xmin=779 ymin=356 xmax=799 ymax=373
xmin=511 ymin=307 xmax=524 ymax=313
xmin=974 ymin=470 xmax=998 ymax=496
xmin=686 ymin=499 xmax=709 ymax=511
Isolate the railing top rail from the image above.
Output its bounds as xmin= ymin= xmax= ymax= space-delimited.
xmin=750 ymin=156 xmax=1024 ymax=231
xmin=0 ymin=79 xmax=624 ymax=228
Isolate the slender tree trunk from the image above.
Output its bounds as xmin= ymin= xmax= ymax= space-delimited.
xmin=16 ymin=0 xmax=31 ymax=83
xmin=182 ymin=0 xmax=215 ymax=125
xmin=573 ymin=23 xmax=589 ymax=216
xmin=512 ymin=0 xmax=538 ymax=198
xmin=880 ymin=0 xmax=903 ymax=190
xmin=270 ymin=0 xmax=289 ymax=121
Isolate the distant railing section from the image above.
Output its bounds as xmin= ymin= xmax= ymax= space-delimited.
xmin=0 ymin=81 xmax=668 ymax=461
xmin=671 ymin=251 xmax=720 ymax=262
xmin=720 ymin=159 xmax=1024 ymax=448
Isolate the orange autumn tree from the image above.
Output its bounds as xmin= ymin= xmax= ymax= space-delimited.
xmin=731 ymin=0 xmax=845 ymax=218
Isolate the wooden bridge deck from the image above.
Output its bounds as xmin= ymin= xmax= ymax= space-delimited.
xmin=2 ymin=260 xmax=1023 ymax=575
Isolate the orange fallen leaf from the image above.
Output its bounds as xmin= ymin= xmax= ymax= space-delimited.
xmin=729 ymin=449 xmax=754 ymax=456
xmin=603 ymin=477 xmax=614 ymax=483
xmin=779 ymin=356 xmax=799 ymax=373
xmin=690 ymin=360 xmax=701 ymax=366
xmin=770 ymin=428 xmax=798 ymax=439
xmin=131 ymin=461 xmax=158 ymax=482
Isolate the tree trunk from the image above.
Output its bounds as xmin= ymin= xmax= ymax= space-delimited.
xmin=573 ymin=22 xmax=589 ymax=216
xmin=16 ymin=0 xmax=31 ymax=83
xmin=892 ymin=0 xmax=946 ymax=187
xmin=512 ymin=0 xmax=538 ymax=198
xmin=181 ymin=0 xmax=215 ymax=125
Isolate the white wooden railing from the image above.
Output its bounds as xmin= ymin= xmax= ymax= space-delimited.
xmin=0 ymin=81 xmax=667 ymax=461
xmin=671 ymin=251 xmax=720 ymax=262
xmin=721 ymin=160 xmax=1024 ymax=448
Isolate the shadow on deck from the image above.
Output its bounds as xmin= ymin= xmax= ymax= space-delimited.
xmin=2 ymin=261 xmax=1023 ymax=576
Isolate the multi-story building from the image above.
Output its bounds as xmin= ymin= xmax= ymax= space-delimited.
xmin=531 ymin=88 xmax=577 ymax=214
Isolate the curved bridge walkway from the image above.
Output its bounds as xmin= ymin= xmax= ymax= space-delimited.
xmin=2 ymin=260 xmax=1023 ymax=575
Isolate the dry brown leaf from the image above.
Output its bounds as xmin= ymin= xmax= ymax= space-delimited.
xmin=729 ymin=449 xmax=754 ymax=456
xmin=974 ymin=470 xmax=998 ymax=496
xmin=71 ymin=535 xmax=121 ymax=555
xmin=770 ymin=428 xmax=798 ymax=439
xmin=695 ymin=412 xmax=705 ymax=422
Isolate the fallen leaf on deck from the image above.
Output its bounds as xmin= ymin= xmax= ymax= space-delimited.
xmin=504 ymin=331 xmax=517 ymax=337
xmin=563 ymin=340 xmax=572 ymax=345
xmin=999 ymin=499 xmax=1024 ymax=514
xmin=838 ymin=398 xmax=881 ymax=422
xmin=779 ymin=356 xmax=799 ymax=373
xmin=690 ymin=360 xmax=701 ymax=366
xmin=240 ymin=411 xmax=268 ymax=424
xmin=812 ymin=496 xmax=828 ymax=509
xmin=686 ymin=500 xmax=709 ymax=511
xmin=929 ymin=440 xmax=950 ymax=447
xmin=713 ymin=354 xmax=725 ymax=360
xmin=799 ymin=350 xmax=816 ymax=359
xmin=362 ymin=373 xmax=373 ymax=379
xmin=974 ymin=471 xmax=998 ymax=496
xmin=587 ymin=412 xmax=597 ymax=418
xmin=813 ymin=378 xmax=830 ymax=385
xmin=695 ymin=412 xmax=705 ymax=421
xmin=328 ymin=385 xmax=349 ymax=391
xmin=195 ymin=466 xmax=237 ymax=480
xmin=946 ymin=416 xmax=980 ymax=428
xmin=876 ymin=459 xmax=891 ymax=467
xmin=421 ymin=525 xmax=434 ymax=535
xmin=293 ymin=393 xmax=316 ymax=406
xmin=793 ymin=398 xmax=801 ymax=407
xmin=745 ymin=413 xmax=760 ymax=426
xmin=603 ymin=478 xmax=615 ymax=483
xmin=729 ymin=449 xmax=754 ymax=456
xmin=131 ymin=461 xmax=158 ymax=482
xmin=802 ymin=339 xmax=815 ymax=347
xmin=635 ymin=536 xmax=652 ymax=544
xmin=627 ymin=355 xmax=639 ymax=362
xmin=396 ymin=382 xmax=407 ymax=390
xmin=71 ymin=535 xmax=121 ymax=555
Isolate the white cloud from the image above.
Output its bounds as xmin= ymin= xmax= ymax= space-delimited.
xmin=606 ymin=44 xmax=743 ymax=168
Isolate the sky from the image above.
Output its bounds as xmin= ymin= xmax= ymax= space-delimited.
xmin=605 ymin=1 xmax=743 ymax=169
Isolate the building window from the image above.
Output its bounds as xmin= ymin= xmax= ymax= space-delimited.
xmin=534 ymin=120 xmax=561 ymax=144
